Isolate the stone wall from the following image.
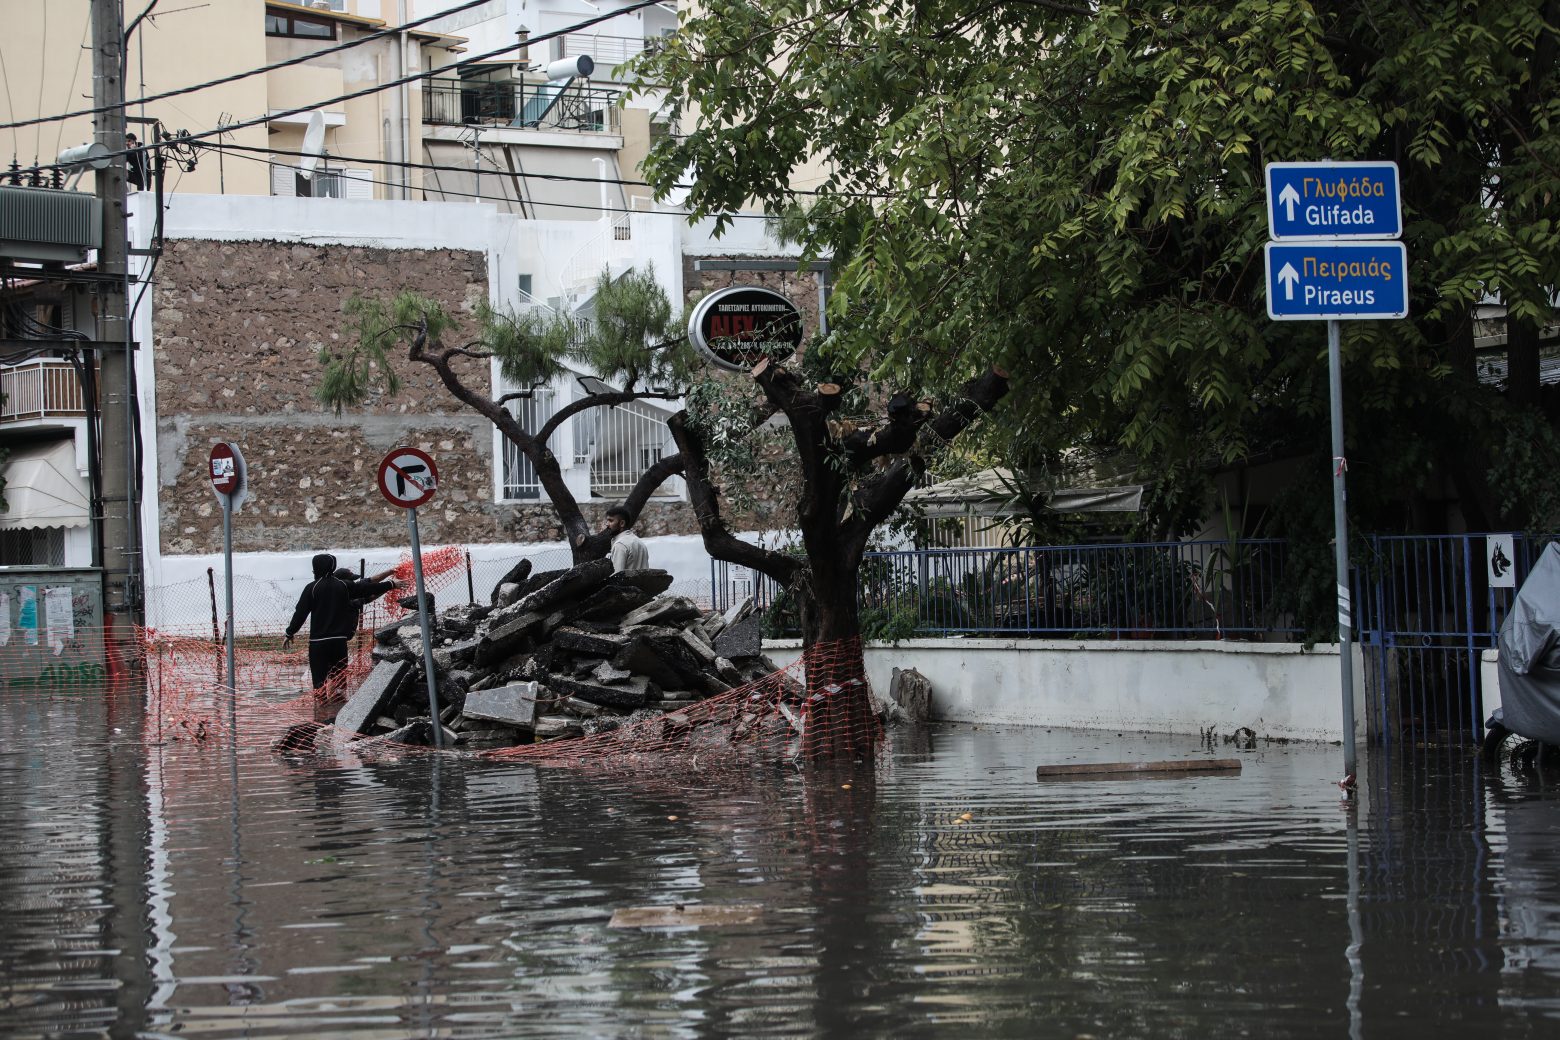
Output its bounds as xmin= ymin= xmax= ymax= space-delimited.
xmin=153 ymin=239 xmax=693 ymax=556
xmin=680 ymin=257 xmax=823 ymax=534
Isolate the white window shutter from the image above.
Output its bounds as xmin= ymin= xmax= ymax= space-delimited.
xmin=270 ymin=162 xmax=296 ymax=197
xmin=342 ymin=169 xmax=375 ymax=200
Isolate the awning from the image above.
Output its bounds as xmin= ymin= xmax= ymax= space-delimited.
xmin=0 ymin=439 xmax=89 ymax=530
xmin=904 ymin=466 xmax=1144 ymax=517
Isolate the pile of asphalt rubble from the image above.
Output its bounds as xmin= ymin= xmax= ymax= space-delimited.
xmin=284 ymin=557 xmax=793 ymax=750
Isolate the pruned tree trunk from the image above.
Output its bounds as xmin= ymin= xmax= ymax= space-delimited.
xmin=670 ymin=363 xmax=1009 ymax=763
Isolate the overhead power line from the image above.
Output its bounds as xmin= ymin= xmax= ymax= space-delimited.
xmin=1 ymin=0 xmax=491 ymax=133
xmin=213 ymin=140 xmax=897 ymax=201
xmin=7 ymin=0 xmax=663 ymax=177
xmin=219 ymin=145 xmax=780 ymax=221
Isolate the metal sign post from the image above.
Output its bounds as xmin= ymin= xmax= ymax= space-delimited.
xmin=376 ymin=447 xmax=443 ymax=748
xmin=208 ymin=442 xmax=247 ymax=701
xmin=1264 ymin=160 xmax=1408 ymax=787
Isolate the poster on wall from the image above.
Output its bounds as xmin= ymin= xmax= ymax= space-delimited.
xmin=0 ymin=590 xmax=10 ymax=647
xmin=16 ymin=586 xmax=38 ymax=647
xmin=45 ymin=587 xmax=75 ymax=654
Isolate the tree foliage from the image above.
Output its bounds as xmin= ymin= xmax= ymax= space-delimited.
xmin=634 ymin=1 xmax=1560 ymax=534
xmin=319 ymin=270 xmax=694 ymax=559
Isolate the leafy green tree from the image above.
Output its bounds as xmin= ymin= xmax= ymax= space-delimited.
xmin=634 ymin=1 xmax=1560 ymax=539
xmin=319 ymin=268 xmax=693 ymax=561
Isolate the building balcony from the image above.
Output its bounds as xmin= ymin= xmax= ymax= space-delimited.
xmin=1 ymin=359 xmax=87 ymax=426
xmin=422 ymin=78 xmax=621 ymax=134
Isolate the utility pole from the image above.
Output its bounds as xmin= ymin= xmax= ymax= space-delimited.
xmin=92 ymin=0 xmax=143 ymax=661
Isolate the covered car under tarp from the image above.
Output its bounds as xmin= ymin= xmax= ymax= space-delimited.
xmin=1494 ymin=542 xmax=1560 ymax=745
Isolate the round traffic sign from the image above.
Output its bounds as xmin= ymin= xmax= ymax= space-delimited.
xmin=209 ymin=442 xmax=243 ymax=497
xmin=377 ymin=447 xmax=439 ymax=509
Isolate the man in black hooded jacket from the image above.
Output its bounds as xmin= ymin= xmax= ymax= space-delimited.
xmin=283 ymin=553 xmax=399 ymax=688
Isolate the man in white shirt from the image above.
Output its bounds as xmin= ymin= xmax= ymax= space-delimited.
xmin=604 ymin=505 xmax=649 ymax=573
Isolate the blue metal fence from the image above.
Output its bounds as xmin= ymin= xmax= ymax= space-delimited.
xmin=1359 ymin=533 xmax=1557 ymax=749
xmin=712 ymin=539 xmax=1301 ymax=639
xmin=712 ymin=533 xmax=1557 ymax=750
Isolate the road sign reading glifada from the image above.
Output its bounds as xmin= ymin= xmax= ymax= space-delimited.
xmin=1265 ymin=161 xmax=1402 ymax=241
xmin=687 ymin=286 xmax=804 ymax=372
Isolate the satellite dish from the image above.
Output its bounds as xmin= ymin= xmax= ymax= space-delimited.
xmin=298 ymin=111 xmax=326 ymax=181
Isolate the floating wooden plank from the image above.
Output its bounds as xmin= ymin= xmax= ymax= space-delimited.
xmin=1035 ymin=758 xmax=1242 ymax=780
xmin=609 ymin=904 xmax=764 ymax=930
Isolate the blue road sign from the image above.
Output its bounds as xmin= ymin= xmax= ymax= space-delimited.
xmin=1265 ymin=241 xmax=1408 ymax=320
xmin=1266 ymin=161 xmax=1401 ymax=241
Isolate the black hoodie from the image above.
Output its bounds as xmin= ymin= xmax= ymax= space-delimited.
xmin=285 ymin=553 xmax=357 ymax=641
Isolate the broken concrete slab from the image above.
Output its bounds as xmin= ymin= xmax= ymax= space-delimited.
xmin=714 ymin=619 xmax=762 ymax=660
xmin=474 ymin=610 xmax=544 ymax=667
xmin=431 ymin=637 xmax=479 ymax=673
xmin=490 ymin=557 xmax=534 ymax=605
xmin=621 ymin=596 xmax=703 ymax=629
xmin=591 ymin=660 xmax=633 ymax=685
xmin=335 ymin=659 xmax=413 ymax=736
xmin=611 ymin=569 xmax=675 ymax=597
xmin=547 ymin=674 xmax=651 ymax=710
xmin=571 ymin=585 xmax=655 ymax=623
xmin=535 ymin=715 xmax=584 ymax=740
xmin=515 ymin=559 xmax=615 ymax=615
xmin=553 ymin=626 xmax=632 ymax=658
xmin=463 ymin=681 xmax=539 ymax=731
xmin=889 ymin=666 xmax=933 ymax=724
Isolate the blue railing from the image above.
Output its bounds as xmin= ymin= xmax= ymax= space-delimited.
xmin=1356 ymin=532 xmax=1560 ymax=747
xmin=711 ymin=539 xmax=1301 ymax=640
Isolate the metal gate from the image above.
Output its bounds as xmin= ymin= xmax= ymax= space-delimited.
xmin=1358 ymin=534 xmax=1550 ymax=749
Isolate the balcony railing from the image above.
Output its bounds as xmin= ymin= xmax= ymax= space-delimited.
xmin=588 ymin=401 xmax=678 ymax=499
xmin=554 ymin=32 xmax=647 ymax=70
xmin=423 ymin=79 xmax=621 ymax=133
xmin=1 ymin=359 xmax=86 ymax=423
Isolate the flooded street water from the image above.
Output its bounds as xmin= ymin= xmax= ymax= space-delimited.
xmin=2 ymin=690 xmax=1559 ymax=1039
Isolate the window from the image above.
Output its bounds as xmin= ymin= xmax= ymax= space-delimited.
xmin=0 ymin=528 xmax=65 ymax=566
xmin=266 ymin=8 xmax=336 ymax=40
xmin=501 ymin=388 xmax=556 ymax=499
xmin=270 ymin=163 xmax=373 ymax=199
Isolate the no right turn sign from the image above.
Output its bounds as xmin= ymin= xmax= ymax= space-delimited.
xmin=377 ymin=447 xmax=439 ymax=510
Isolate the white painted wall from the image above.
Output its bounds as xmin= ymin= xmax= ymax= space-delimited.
xmin=766 ymin=637 xmax=1368 ymax=744
xmin=128 ymin=192 xmax=688 ymax=612
xmin=144 ymin=531 xmax=735 ymax=635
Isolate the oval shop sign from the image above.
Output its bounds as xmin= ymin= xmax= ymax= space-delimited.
xmin=687 ymin=286 xmax=804 ymax=372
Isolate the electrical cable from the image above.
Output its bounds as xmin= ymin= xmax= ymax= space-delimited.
xmin=4 ymin=0 xmax=538 ymax=133
xmin=53 ymin=16 xmax=93 ymax=177
xmin=213 ymin=139 xmax=898 ymax=200
xmin=7 ymin=0 xmax=664 ymax=179
xmin=213 ymin=146 xmax=780 ymax=219
xmin=33 ymin=1 xmax=48 ymax=168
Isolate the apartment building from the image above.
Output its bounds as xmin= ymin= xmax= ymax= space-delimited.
xmin=1 ymin=1 xmax=822 ymax=628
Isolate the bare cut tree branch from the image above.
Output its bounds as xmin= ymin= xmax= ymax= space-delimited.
xmin=619 ymin=451 xmax=686 ymax=520
xmin=839 ymin=367 xmax=1010 ymax=560
xmin=667 ymin=410 xmax=801 ymax=586
xmin=408 ymin=322 xmax=590 ymax=543
xmin=535 ymin=389 xmax=682 ymax=449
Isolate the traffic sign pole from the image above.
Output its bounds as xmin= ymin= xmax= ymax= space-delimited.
xmin=377 ymin=446 xmax=445 ymax=748
xmin=406 ymin=506 xmax=443 ymax=748
xmin=1328 ymin=320 xmax=1357 ymax=782
xmin=223 ymin=492 xmax=235 ymax=702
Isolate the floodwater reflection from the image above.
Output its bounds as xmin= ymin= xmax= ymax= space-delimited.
xmin=2 ymin=688 xmax=1560 ymax=1037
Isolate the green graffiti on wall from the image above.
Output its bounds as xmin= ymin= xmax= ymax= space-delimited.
xmin=7 ymin=660 xmax=107 ymax=691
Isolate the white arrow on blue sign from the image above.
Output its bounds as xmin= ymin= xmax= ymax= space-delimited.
xmin=1266 ymin=161 xmax=1401 ymax=241
xmin=1265 ymin=241 xmax=1408 ymax=320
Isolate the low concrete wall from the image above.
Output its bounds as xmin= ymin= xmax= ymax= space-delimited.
xmin=766 ymin=638 xmax=1365 ymax=743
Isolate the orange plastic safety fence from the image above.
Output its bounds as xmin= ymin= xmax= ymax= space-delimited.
xmin=129 ymin=619 xmax=881 ymax=767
